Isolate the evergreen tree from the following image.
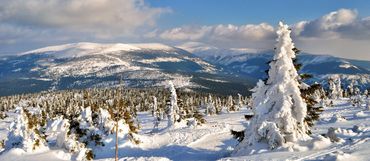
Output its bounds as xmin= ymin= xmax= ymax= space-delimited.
xmin=328 ymin=76 xmax=343 ymax=99
xmin=166 ymin=81 xmax=179 ymax=128
xmin=234 ymin=22 xmax=310 ymax=154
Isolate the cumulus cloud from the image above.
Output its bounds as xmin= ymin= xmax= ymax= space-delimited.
xmin=159 ymin=26 xmax=213 ymax=41
xmin=292 ymin=9 xmax=370 ymax=40
xmin=0 ymin=0 xmax=169 ymax=36
xmin=289 ymin=9 xmax=370 ymax=60
xmin=0 ymin=5 xmax=369 ymax=60
xmin=157 ymin=23 xmax=275 ymax=49
xmin=155 ymin=8 xmax=370 ymax=60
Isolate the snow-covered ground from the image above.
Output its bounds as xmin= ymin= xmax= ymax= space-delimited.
xmin=0 ymin=98 xmax=369 ymax=161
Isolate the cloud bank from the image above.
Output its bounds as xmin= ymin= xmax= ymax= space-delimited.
xmin=0 ymin=4 xmax=369 ymax=60
xmin=154 ymin=9 xmax=370 ymax=60
xmin=0 ymin=0 xmax=169 ymax=52
xmin=0 ymin=0 xmax=168 ymax=36
xmin=156 ymin=23 xmax=275 ymax=50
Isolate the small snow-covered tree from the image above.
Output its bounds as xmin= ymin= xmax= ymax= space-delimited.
xmin=301 ymin=84 xmax=324 ymax=132
xmin=98 ymin=108 xmax=115 ymax=134
xmin=226 ymin=95 xmax=234 ymax=112
xmin=152 ymin=96 xmax=160 ymax=132
xmin=166 ymin=81 xmax=179 ymax=128
xmin=328 ymin=76 xmax=343 ymax=99
xmin=5 ymin=108 xmax=48 ymax=152
xmin=234 ymin=22 xmax=310 ymax=154
xmin=236 ymin=93 xmax=243 ymax=110
xmin=205 ymin=94 xmax=216 ymax=115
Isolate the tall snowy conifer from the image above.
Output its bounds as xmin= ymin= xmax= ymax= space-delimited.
xmin=166 ymin=81 xmax=179 ymax=128
xmin=235 ymin=22 xmax=309 ymax=153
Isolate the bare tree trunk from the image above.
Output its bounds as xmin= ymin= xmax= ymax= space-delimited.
xmin=115 ymin=121 xmax=118 ymax=161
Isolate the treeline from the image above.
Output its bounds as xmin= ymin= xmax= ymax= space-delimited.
xmin=0 ymin=87 xmax=251 ymax=116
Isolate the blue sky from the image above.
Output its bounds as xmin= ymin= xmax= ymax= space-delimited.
xmin=148 ymin=0 xmax=370 ymax=28
xmin=0 ymin=0 xmax=370 ymax=60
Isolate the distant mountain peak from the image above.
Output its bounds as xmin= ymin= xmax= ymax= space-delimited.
xmin=20 ymin=42 xmax=176 ymax=59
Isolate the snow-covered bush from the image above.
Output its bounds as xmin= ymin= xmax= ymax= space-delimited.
xmin=0 ymin=140 xmax=4 ymax=150
xmin=45 ymin=114 xmax=93 ymax=160
xmin=98 ymin=108 xmax=115 ymax=134
xmin=330 ymin=114 xmax=346 ymax=123
xmin=0 ymin=111 xmax=7 ymax=119
xmin=326 ymin=127 xmax=343 ymax=142
xmin=5 ymin=108 xmax=48 ymax=152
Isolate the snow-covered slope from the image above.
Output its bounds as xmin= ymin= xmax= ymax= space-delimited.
xmin=1 ymin=42 xmax=369 ymax=96
xmin=0 ymin=43 xmax=255 ymax=96
xmin=1 ymin=97 xmax=369 ymax=161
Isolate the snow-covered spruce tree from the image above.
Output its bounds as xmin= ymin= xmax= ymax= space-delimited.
xmin=301 ymin=84 xmax=324 ymax=133
xmin=152 ymin=96 xmax=158 ymax=117
xmin=290 ymin=46 xmax=324 ymax=134
xmin=152 ymin=96 xmax=161 ymax=132
xmin=328 ymin=76 xmax=343 ymax=99
xmin=234 ymin=22 xmax=310 ymax=153
xmin=166 ymin=81 xmax=180 ymax=128
xmin=215 ymin=97 xmax=223 ymax=114
xmin=236 ymin=93 xmax=243 ymax=110
xmin=97 ymin=107 xmax=115 ymax=134
xmin=226 ymin=95 xmax=234 ymax=112
xmin=205 ymin=94 xmax=216 ymax=115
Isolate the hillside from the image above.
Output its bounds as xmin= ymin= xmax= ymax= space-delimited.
xmin=0 ymin=43 xmax=254 ymax=96
xmin=0 ymin=42 xmax=369 ymax=96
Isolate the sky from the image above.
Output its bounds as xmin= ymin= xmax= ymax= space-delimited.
xmin=0 ymin=0 xmax=370 ymax=60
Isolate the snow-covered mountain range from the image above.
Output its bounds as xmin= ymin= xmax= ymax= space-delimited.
xmin=180 ymin=42 xmax=370 ymax=89
xmin=0 ymin=42 xmax=369 ymax=96
xmin=0 ymin=42 xmax=253 ymax=96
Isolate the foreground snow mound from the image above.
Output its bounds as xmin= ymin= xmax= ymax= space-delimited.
xmin=0 ymin=96 xmax=369 ymax=160
xmin=330 ymin=114 xmax=347 ymax=123
xmin=222 ymin=98 xmax=370 ymax=161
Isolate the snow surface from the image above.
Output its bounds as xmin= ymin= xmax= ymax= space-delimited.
xmin=222 ymin=98 xmax=370 ymax=161
xmin=1 ymin=98 xmax=370 ymax=161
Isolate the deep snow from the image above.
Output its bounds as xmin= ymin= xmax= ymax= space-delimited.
xmin=0 ymin=98 xmax=369 ymax=161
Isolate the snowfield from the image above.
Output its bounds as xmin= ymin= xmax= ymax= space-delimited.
xmin=0 ymin=98 xmax=369 ymax=161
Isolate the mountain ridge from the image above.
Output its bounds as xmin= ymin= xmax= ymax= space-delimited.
xmin=0 ymin=42 xmax=369 ymax=96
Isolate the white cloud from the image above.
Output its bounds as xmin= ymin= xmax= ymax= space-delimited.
xmin=0 ymin=5 xmax=369 ymax=60
xmin=156 ymin=9 xmax=370 ymax=60
xmin=290 ymin=9 xmax=370 ymax=60
xmin=291 ymin=9 xmax=370 ymax=40
xmin=160 ymin=26 xmax=213 ymax=41
xmin=0 ymin=0 xmax=169 ymax=36
xmin=157 ymin=23 xmax=275 ymax=49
